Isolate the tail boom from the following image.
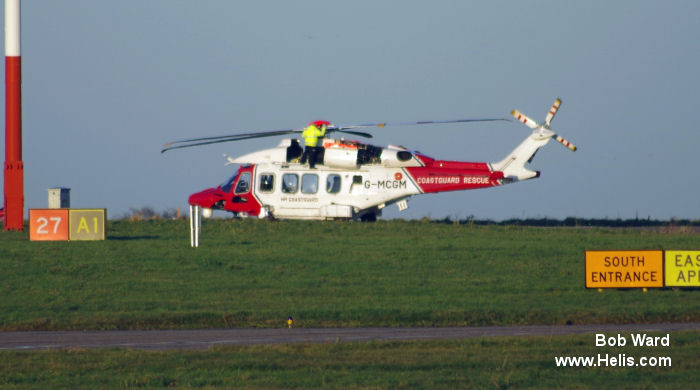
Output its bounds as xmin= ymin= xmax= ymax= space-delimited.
xmin=490 ymin=129 xmax=553 ymax=181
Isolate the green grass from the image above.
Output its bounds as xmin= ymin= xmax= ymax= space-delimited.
xmin=1 ymin=331 xmax=698 ymax=389
xmin=0 ymin=219 xmax=698 ymax=330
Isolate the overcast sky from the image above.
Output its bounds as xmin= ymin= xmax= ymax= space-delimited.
xmin=2 ymin=1 xmax=699 ymax=220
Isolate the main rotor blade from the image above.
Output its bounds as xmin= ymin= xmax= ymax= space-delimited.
xmin=162 ymin=117 xmax=506 ymax=153
xmin=162 ymin=128 xmax=300 ymax=147
xmin=329 ymin=129 xmax=373 ymax=138
xmin=161 ymin=131 xmax=302 ymax=153
xmin=336 ymin=117 xmax=509 ymax=130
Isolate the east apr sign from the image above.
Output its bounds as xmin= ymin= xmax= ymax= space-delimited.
xmin=585 ymin=250 xmax=663 ymax=288
xmin=665 ymin=251 xmax=700 ymax=287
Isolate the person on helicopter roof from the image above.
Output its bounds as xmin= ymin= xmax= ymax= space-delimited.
xmin=300 ymin=121 xmax=327 ymax=168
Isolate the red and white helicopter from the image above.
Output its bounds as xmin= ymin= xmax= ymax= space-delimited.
xmin=163 ymin=98 xmax=576 ymax=221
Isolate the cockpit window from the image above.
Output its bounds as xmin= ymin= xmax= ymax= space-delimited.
xmin=220 ymin=173 xmax=237 ymax=193
xmin=234 ymin=172 xmax=251 ymax=194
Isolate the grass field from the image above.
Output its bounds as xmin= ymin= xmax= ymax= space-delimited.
xmin=1 ymin=219 xmax=698 ymax=388
xmin=1 ymin=331 xmax=698 ymax=389
xmin=1 ymin=219 xmax=697 ymax=330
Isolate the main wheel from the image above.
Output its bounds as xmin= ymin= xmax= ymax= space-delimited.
xmin=360 ymin=212 xmax=377 ymax=222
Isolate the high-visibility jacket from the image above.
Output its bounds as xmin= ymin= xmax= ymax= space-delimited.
xmin=302 ymin=125 xmax=326 ymax=147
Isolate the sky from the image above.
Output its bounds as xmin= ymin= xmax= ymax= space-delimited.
xmin=2 ymin=1 xmax=699 ymax=221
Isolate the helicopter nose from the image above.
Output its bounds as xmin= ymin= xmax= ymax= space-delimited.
xmin=188 ymin=187 xmax=224 ymax=208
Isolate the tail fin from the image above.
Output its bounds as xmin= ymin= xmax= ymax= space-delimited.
xmin=491 ymin=98 xmax=576 ymax=182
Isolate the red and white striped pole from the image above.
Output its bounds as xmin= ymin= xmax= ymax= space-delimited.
xmin=3 ymin=0 xmax=24 ymax=231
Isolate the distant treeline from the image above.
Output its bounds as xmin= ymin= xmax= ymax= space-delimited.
xmin=118 ymin=207 xmax=699 ymax=228
xmin=431 ymin=216 xmax=700 ymax=227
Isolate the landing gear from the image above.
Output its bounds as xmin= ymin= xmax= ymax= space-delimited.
xmin=360 ymin=212 xmax=377 ymax=222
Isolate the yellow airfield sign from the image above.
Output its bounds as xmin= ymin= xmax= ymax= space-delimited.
xmin=585 ymin=250 xmax=663 ymax=288
xmin=665 ymin=251 xmax=700 ymax=287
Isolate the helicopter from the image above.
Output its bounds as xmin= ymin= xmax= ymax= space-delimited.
xmin=162 ymin=98 xmax=576 ymax=221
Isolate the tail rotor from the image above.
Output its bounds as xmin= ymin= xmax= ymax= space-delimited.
xmin=511 ymin=98 xmax=577 ymax=152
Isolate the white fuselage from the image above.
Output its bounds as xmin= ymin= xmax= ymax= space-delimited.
xmin=251 ymin=162 xmax=422 ymax=219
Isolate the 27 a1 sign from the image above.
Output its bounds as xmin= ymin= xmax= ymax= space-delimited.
xmin=29 ymin=209 xmax=69 ymax=241
xmin=29 ymin=209 xmax=106 ymax=241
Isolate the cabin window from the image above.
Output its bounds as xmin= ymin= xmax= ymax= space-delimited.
xmin=282 ymin=173 xmax=299 ymax=194
xmin=259 ymin=173 xmax=274 ymax=193
xmin=234 ymin=172 xmax=251 ymax=194
xmin=301 ymin=174 xmax=319 ymax=194
xmin=326 ymin=174 xmax=341 ymax=194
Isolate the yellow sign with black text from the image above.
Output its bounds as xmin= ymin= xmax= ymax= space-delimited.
xmin=665 ymin=251 xmax=700 ymax=287
xmin=585 ymin=250 xmax=664 ymax=288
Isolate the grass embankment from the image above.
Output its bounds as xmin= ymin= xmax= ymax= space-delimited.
xmin=0 ymin=219 xmax=698 ymax=330
xmin=1 ymin=332 xmax=698 ymax=389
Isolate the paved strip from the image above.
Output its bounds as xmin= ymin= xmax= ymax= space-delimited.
xmin=1 ymin=323 xmax=698 ymax=351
